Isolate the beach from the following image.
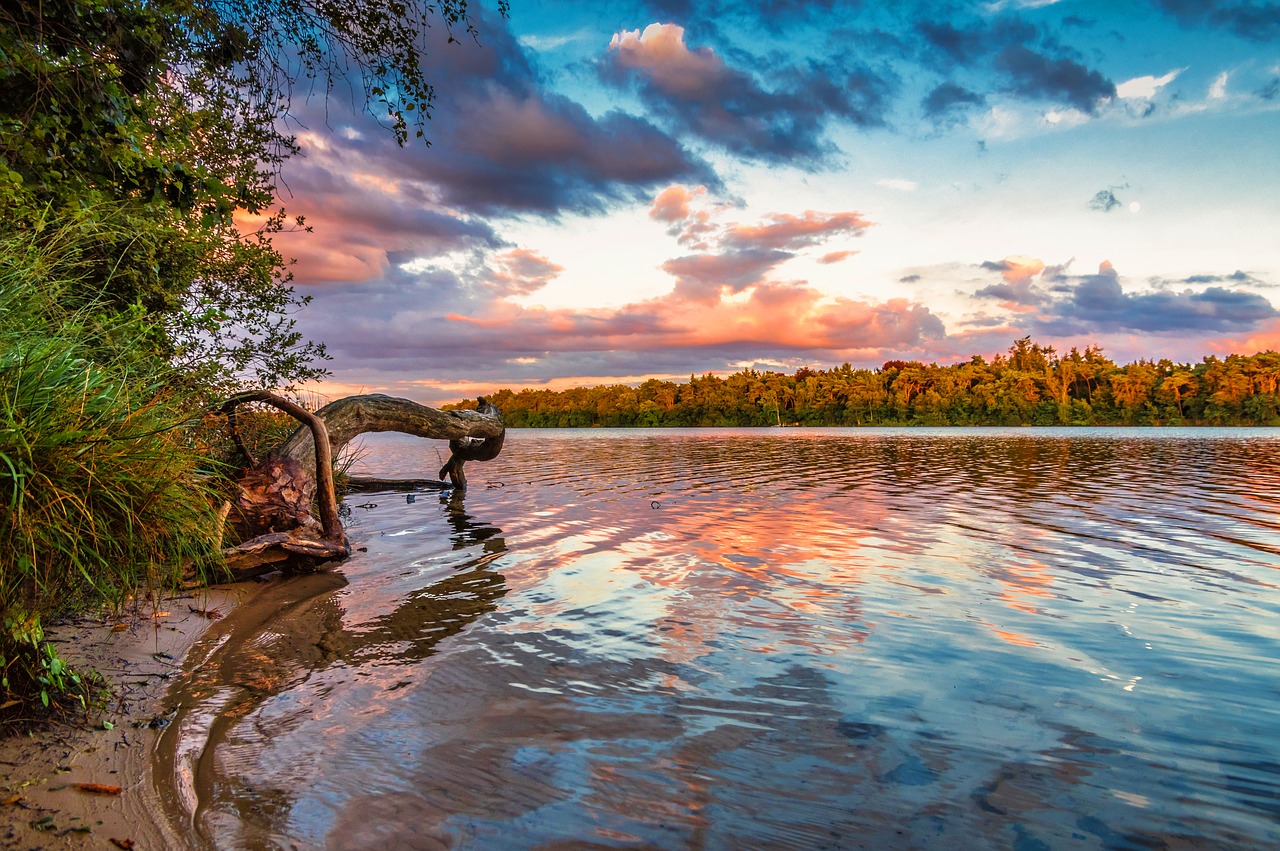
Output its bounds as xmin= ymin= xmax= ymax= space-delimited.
xmin=0 ymin=584 xmax=254 ymax=850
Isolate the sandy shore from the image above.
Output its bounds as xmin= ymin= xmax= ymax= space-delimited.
xmin=0 ymin=584 xmax=256 ymax=850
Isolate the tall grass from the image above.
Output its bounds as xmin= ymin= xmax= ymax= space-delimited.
xmin=1 ymin=220 xmax=224 ymax=718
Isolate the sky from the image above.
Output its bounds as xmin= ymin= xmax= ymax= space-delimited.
xmin=255 ymin=0 xmax=1280 ymax=405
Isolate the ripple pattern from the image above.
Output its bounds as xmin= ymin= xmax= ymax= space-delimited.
xmin=164 ymin=428 xmax=1280 ymax=849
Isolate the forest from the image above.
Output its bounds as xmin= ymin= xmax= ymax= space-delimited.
xmin=454 ymin=338 xmax=1280 ymax=428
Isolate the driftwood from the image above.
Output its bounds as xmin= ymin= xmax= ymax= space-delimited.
xmin=218 ymin=393 xmax=505 ymax=578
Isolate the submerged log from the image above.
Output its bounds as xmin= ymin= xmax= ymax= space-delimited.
xmin=219 ymin=393 xmax=505 ymax=577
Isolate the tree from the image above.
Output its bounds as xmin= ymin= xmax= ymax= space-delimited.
xmin=0 ymin=0 xmax=507 ymax=392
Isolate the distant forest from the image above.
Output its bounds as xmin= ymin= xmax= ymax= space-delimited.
xmin=450 ymin=338 xmax=1280 ymax=428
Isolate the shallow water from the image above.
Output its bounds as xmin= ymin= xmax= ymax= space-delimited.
xmin=160 ymin=428 xmax=1280 ymax=849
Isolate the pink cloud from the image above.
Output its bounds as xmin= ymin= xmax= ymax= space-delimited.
xmin=724 ymin=210 xmax=874 ymax=250
xmin=818 ymin=250 xmax=858 ymax=264
xmin=999 ymin=254 xmax=1046 ymax=284
xmin=608 ymin=24 xmax=728 ymax=101
xmin=650 ymin=189 xmax=876 ymax=298
xmin=485 ymin=249 xmax=563 ymax=297
xmin=649 ymin=184 xmax=706 ymax=223
xmin=441 ymin=277 xmax=943 ymax=356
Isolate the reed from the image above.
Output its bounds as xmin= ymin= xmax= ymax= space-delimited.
xmin=0 ymin=221 xmax=223 ymax=719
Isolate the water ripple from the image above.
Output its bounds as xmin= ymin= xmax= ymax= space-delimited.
xmin=162 ymin=428 xmax=1280 ymax=849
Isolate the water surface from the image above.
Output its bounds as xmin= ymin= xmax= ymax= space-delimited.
xmin=161 ymin=428 xmax=1280 ymax=848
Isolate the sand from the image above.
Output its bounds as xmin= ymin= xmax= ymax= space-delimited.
xmin=0 ymin=584 xmax=256 ymax=850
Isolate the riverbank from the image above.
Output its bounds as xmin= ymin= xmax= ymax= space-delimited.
xmin=0 ymin=585 xmax=254 ymax=849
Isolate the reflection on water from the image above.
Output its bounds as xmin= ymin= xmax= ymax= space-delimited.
xmin=162 ymin=428 xmax=1280 ymax=849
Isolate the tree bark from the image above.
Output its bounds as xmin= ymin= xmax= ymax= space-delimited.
xmin=219 ymin=393 xmax=505 ymax=578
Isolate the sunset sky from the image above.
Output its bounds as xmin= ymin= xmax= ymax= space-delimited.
xmin=265 ymin=0 xmax=1280 ymax=405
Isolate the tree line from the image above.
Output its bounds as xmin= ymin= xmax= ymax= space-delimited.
xmin=455 ymin=339 xmax=1280 ymax=428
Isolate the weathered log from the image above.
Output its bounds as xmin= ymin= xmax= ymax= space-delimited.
xmin=218 ymin=394 xmax=505 ymax=576
xmin=274 ymin=394 xmax=504 ymax=470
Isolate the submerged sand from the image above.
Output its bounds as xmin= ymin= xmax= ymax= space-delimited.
xmin=0 ymin=585 xmax=254 ymax=850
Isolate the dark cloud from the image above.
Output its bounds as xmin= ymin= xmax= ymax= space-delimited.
xmin=922 ymin=82 xmax=986 ymax=122
xmin=288 ymin=10 xmax=712 ymax=217
xmin=974 ymin=256 xmax=1050 ymax=307
xmin=600 ymin=23 xmax=894 ymax=165
xmin=1036 ymin=263 xmax=1278 ymax=334
xmin=916 ymin=18 xmax=1035 ymax=68
xmin=1088 ymin=189 xmax=1122 ymax=212
xmin=1153 ymin=0 xmax=1280 ymax=41
xmin=913 ymin=13 xmax=1117 ymax=114
xmin=1182 ymin=270 xmax=1266 ymax=286
xmin=975 ymin=282 xmax=1035 ymax=303
xmin=995 ymin=45 xmax=1116 ymax=113
xmin=968 ymin=259 xmax=1278 ymax=338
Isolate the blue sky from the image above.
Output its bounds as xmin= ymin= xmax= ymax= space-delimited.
xmin=260 ymin=0 xmax=1280 ymax=404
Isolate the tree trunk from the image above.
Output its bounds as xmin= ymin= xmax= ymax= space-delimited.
xmin=219 ymin=393 xmax=505 ymax=578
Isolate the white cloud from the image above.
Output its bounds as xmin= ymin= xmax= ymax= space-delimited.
xmin=519 ymin=31 xmax=589 ymax=51
xmin=1116 ymin=69 xmax=1182 ymax=100
xmin=876 ymin=178 xmax=919 ymax=192
xmin=1042 ymin=108 xmax=1090 ymax=129
xmin=983 ymin=0 xmax=1063 ymax=10
xmin=1209 ymin=71 xmax=1229 ymax=99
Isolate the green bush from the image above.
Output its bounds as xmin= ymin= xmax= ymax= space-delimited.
xmin=0 ymin=224 xmax=224 ymax=719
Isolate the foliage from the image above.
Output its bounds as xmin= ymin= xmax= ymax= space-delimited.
xmin=451 ymin=338 xmax=1280 ymax=428
xmin=1 ymin=613 xmax=106 ymax=721
xmin=0 ymin=227 xmax=223 ymax=721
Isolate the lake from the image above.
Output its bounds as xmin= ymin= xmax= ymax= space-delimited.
xmin=158 ymin=428 xmax=1280 ymax=849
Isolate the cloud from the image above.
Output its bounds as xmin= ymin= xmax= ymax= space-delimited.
xmin=648 ymin=183 xmax=720 ymax=247
xmin=971 ymin=257 xmax=1278 ymax=335
xmin=651 ymin=191 xmax=874 ymax=300
xmin=295 ymin=186 xmax=930 ymax=395
xmin=917 ymin=19 xmax=1036 ymax=67
xmin=300 ymin=270 xmax=949 ymax=396
xmin=995 ymin=45 xmax=1116 ymax=113
xmin=975 ymin=255 xmax=1049 ymax=308
xmin=649 ymin=184 xmax=707 ymax=223
xmin=722 ymin=210 xmax=874 ymax=250
xmin=1154 ymin=0 xmax=1280 ymax=42
xmin=1048 ymin=261 xmax=1278 ymax=332
xmin=915 ymin=14 xmax=1116 ymax=117
xmin=662 ymin=249 xmax=794 ymax=301
xmin=484 ymin=249 xmax=563 ymax=297
xmin=284 ymin=11 xmax=712 ymax=220
xmin=1116 ymin=69 xmax=1182 ymax=99
xmin=1088 ymin=189 xmax=1122 ymax=212
xmin=922 ymin=82 xmax=987 ymax=122
xmin=601 ymin=23 xmax=893 ymax=164
xmin=253 ymin=164 xmax=501 ymax=287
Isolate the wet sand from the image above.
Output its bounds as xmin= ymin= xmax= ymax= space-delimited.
xmin=0 ymin=585 xmax=254 ymax=850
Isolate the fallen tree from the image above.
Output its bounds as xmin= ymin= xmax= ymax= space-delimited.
xmin=218 ymin=393 xmax=505 ymax=578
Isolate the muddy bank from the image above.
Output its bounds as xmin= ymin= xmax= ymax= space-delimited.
xmin=0 ymin=585 xmax=254 ymax=850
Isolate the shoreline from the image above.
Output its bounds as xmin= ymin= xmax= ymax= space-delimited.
xmin=0 ymin=583 xmax=258 ymax=850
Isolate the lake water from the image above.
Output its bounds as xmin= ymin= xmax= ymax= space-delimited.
xmin=158 ymin=428 xmax=1280 ymax=849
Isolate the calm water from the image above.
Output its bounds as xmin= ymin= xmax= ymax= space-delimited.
xmin=160 ymin=428 xmax=1280 ymax=849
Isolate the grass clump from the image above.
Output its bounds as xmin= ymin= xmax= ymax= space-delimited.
xmin=0 ymin=222 xmax=224 ymax=722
